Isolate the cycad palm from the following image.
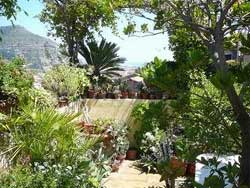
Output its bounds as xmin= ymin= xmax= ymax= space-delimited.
xmin=79 ymin=39 xmax=125 ymax=84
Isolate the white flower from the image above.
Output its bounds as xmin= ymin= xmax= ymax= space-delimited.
xmin=55 ymin=169 xmax=61 ymax=175
xmin=43 ymin=162 xmax=48 ymax=167
xmin=38 ymin=165 xmax=45 ymax=171
xmin=34 ymin=162 xmax=39 ymax=167
xmin=66 ymin=166 xmax=73 ymax=171
xmin=150 ymin=146 xmax=157 ymax=152
xmin=76 ymin=176 xmax=81 ymax=180
xmin=145 ymin=132 xmax=155 ymax=141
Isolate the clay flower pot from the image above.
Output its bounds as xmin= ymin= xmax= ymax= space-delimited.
xmin=129 ymin=92 xmax=137 ymax=99
xmin=88 ymin=90 xmax=97 ymax=98
xmin=58 ymin=97 xmax=69 ymax=107
xmin=121 ymin=91 xmax=129 ymax=99
xmin=140 ymin=92 xmax=148 ymax=99
xmin=83 ymin=123 xmax=95 ymax=134
xmin=186 ymin=162 xmax=195 ymax=177
xmin=113 ymin=93 xmax=120 ymax=99
xmin=170 ymin=156 xmax=186 ymax=176
xmin=126 ymin=149 xmax=138 ymax=160
xmin=97 ymin=92 xmax=106 ymax=99
xmin=106 ymin=92 xmax=113 ymax=99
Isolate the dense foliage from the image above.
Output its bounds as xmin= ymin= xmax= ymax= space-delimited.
xmin=0 ymin=58 xmax=33 ymax=97
xmin=0 ymin=100 xmax=111 ymax=188
xmin=42 ymin=64 xmax=89 ymax=100
xmin=0 ymin=0 xmax=22 ymax=21
xmin=40 ymin=0 xmax=117 ymax=64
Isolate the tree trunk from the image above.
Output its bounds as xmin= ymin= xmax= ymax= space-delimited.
xmin=212 ymin=37 xmax=250 ymax=187
xmin=238 ymin=113 xmax=250 ymax=187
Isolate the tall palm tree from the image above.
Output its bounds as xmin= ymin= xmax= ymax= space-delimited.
xmin=79 ymin=39 xmax=125 ymax=85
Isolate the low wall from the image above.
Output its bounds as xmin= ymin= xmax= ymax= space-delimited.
xmin=63 ymin=99 xmax=158 ymax=147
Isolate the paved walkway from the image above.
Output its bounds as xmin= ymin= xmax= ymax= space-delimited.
xmin=103 ymin=160 xmax=165 ymax=188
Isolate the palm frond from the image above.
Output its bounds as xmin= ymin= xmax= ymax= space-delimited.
xmin=79 ymin=39 xmax=126 ymax=83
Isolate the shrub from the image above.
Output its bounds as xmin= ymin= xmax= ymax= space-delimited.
xmin=0 ymin=102 xmax=111 ymax=187
xmin=43 ymin=64 xmax=89 ymax=100
xmin=18 ymin=88 xmax=57 ymax=109
xmin=132 ymin=101 xmax=167 ymax=147
xmin=0 ymin=58 xmax=33 ymax=96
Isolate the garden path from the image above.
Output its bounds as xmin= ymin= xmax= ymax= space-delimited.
xmin=103 ymin=160 xmax=165 ymax=188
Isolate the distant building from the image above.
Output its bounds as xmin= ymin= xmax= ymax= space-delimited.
xmin=225 ymin=49 xmax=250 ymax=63
xmin=121 ymin=74 xmax=144 ymax=92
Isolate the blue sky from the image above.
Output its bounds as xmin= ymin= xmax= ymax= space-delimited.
xmin=0 ymin=0 xmax=173 ymax=67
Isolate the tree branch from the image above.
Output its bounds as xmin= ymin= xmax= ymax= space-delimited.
xmin=217 ymin=0 xmax=238 ymax=29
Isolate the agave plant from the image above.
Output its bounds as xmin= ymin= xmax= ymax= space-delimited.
xmin=79 ymin=39 xmax=125 ymax=85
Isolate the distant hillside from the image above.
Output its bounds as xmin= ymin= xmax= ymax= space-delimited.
xmin=0 ymin=25 xmax=62 ymax=72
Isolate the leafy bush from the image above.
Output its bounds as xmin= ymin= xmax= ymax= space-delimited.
xmin=18 ymin=88 xmax=57 ymax=109
xmin=43 ymin=64 xmax=89 ymax=100
xmin=132 ymin=101 xmax=168 ymax=147
xmin=0 ymin=161 xmax=109 ymax=188
xmin=139 ymin=128 xmax=166 ymax=172
xmin=193 ymin=157 xmax=239 ymax=188
xmin=0 ymin=102 xmax=111 ymax=187
xmin=94 ymin=119 xmax=129 ymax=158
xmin=140 ymin=57 xmax=189 ymax=97
xmin=0 ymin=58 xmax=33 ymax=98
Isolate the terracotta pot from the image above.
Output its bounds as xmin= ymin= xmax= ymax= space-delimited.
xmin=58 ymin=98 xmax=69 ymax=107
xmin=113 ymin=93 xmax=120 ymax=99
xmin=97 ymin=92 xmax=106 ymax=99
xmin=186 ymin=162 xmax=195 ymax=177
xmin=103 ymin=133 xmax=113 ymax=142
xmin=155 ymin=93 xmax=163 ymax=99
xmin=83 ymin=123 xmax=95 ymax=134
xmin=106 ymin=92 xmax=113 ymax=99
xmin=88 ymin=90 xmax=97 ymax=98
xmin=170 ymin=157 xmax=186 ymax=176
xmin=140 ymin=93 xmax=148 ymax=99
xmin=121 ymin=91 xmax=129 ymax=99
xmin=149 ymin=94 xmax=155 ymax=99
xmin=129 ymin=92 xmax=137 ymax=99
xmin=126 ymin=149 xmax=138 ymax=160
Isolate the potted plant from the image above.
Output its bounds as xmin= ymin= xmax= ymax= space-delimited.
xmin=103 ymin=126 xmax=114 ymax=144
xmin=43 ymin=64 xmax=89 ymax=103
xmin=157 ymin=156 xmax=186 ymax=188
xmin=87 ymin=89 xmax=96 ymax=98
xmin=105 ymin=84 xmax=114 ymax=99
xmin=126 ymin=148 xmax=138 ymax=160
xmin=120 ymin=82 xmax=129 ymax=99
xmin=185 ymin=162 xmax=195 ymax=177
xmin=78 ymin=121 xmax=95 ymax=134
xmin=115 ymin=130 xmax=129 ymax=163
xmin=128 ymin=89 xmax=137 ymax=99
xmin=139 ymin=85 xmax=149 ymax=99
xmin=113 ymin=86 xmax=121 ymax=99
xmin=97 ymin=90 xmax=106 ymax=99
xmin=58 ymin=96 xmax=69 ymax=107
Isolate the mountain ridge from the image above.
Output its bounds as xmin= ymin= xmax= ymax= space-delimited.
xmin=0 ymin=25 xmax=61 ymax=72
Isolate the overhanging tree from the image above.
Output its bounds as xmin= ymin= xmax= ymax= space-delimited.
xmin=0 ymin=0 xmax=21 ymax=20
xmin=40 ymin=0 xmax=117 ymax=65
xmin=128 ymin=0 xmax=250 ymax=186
